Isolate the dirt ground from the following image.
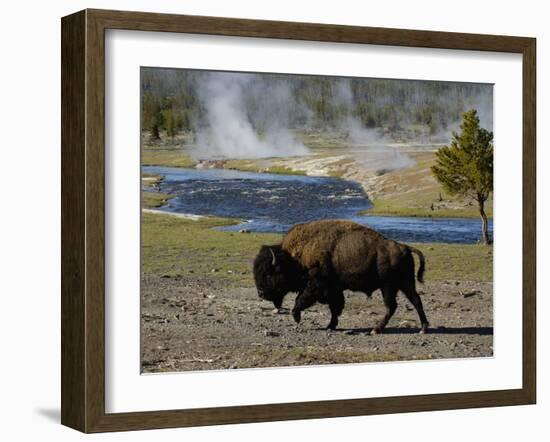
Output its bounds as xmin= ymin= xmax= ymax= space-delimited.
xmin=141 ymin=275 xmax=493 ymax=373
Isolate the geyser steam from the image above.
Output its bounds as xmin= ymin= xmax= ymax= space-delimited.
xmin=334 ymin=79 xmax=415 ymax=170
xmin=191 ymin=73 xmax=308 ymax=159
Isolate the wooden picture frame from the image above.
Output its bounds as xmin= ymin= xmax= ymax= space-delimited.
xmin=61 ymin=9 xmax=536 ymax=433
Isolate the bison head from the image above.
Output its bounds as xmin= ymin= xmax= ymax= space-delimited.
xmin=253 ymin=245 xmax=305 ymax=309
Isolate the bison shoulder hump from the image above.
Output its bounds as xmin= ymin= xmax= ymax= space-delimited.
xmin=281 ymin=220 xmax=377 ymax=268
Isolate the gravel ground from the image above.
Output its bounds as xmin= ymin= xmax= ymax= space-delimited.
xmin=141 ymin=275 xmax=493 ymax=373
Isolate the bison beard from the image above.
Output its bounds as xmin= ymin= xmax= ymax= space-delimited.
xmin=253 ymin=220 xmax=429 ymax=334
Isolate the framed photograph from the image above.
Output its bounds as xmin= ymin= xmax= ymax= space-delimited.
xmin=61 ymin=9 xmax=536 ymax=433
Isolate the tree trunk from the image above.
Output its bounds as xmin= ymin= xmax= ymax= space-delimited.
xmin=478 ymin=200 xmax=490 ymax=245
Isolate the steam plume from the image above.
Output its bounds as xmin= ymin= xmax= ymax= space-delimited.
xmin=190 ymin=73 xmax=308 ymax=159
xmin=334 ymin=79 xmax=415 ymax=170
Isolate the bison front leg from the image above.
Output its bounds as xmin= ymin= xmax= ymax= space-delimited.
xmin=327 ymin=290 xmax=345 ymax=330
xmin=291 ymin=276 xmax=325 ymax=324
xmin=371 ymin=283 xmax=398 ymax=335
xmin=292 ymin=291 xmax=317 ymax=324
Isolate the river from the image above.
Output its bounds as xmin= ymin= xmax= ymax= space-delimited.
xmin=143 ymin=166 xmax=493 ymax=244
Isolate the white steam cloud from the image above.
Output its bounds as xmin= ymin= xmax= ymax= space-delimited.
xmin=184 ymin=71 xmax=491 ymax=170
xmin=334 ymin=80 xmax=415 ymax=171
xmin=190 ymin=73 xmax=308 ymax=159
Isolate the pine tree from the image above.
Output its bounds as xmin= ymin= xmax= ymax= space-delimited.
xmin=431 ymin=109 xmax=493 ymax=244
xmin=150 ymin=112 xmax=162 ymax=141
xmin=162 ymin=109 xmax=177 ymax=141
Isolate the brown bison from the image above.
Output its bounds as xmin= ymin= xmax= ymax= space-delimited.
xmin=253 ymin=220 xmax=429 ymax=334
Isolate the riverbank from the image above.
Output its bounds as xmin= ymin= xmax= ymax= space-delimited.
xmin=141 ymin=142 xmax=492 ymax=219
xmin=141 ymin=211 xmax=493 ymax=372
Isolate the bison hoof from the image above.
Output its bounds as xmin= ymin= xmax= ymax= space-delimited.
xmin=292 ymin=310 xmax=301 ymax=324
xmin=419 ymin=327 xmax=429 ymax=335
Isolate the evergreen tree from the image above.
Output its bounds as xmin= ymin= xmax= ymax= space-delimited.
xmin=431 ymin=109 xmax=493 ymax=244
xmin=150 ymin=112 xmax=163 ymax=141
xmin=162 ymin=109 xmax=177 ymax=141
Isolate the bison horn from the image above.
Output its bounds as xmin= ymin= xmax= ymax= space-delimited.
xmin=268 ymin=247 xmax=277 ymax=266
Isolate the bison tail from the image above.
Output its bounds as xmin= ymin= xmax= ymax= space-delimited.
xmin=408 ymin=246 xmax=426 ymax=283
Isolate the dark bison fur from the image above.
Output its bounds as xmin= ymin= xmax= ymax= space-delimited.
xmin=253 ymin=220 xmax=429 ymax=334
xmin=253 ymin=245 xmax=307 ymax=309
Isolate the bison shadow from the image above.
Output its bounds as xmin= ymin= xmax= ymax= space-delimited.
xmin=320 ymin=326 xmax=493 ymax=336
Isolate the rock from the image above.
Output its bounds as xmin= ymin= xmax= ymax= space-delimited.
xmin=461 ymin=290 xmax=479 ymax=298
xmin=264 ymin=330 xmax=280 ymax=337
xmin=239 ymin=229 xmax=251 ymax=233
xmin=211 ymin=268 xmax=219 ymax=273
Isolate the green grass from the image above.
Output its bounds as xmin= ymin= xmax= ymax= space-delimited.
xmin=412 ymin=242 xmax=493 ymax=282
xmin=360 ymin=151 xmax=493 ymax=219
xmin=224 ymin=159 xmax=264 ymax=172
xmin=142 ymin=191 xmax=173 ymax=209
xmin=142 ymin=146 xmax=196 ymax=168
xmin=142 ymin=211 xmax=492 ymax=285
xmin=141 ymin=212 xmax=281 ymax=285
xmin=141 ymin=172 xmax=164 ymax=190
xmin=141 ymin=149 xmax=306 ymax=175
xmin=363 ymin=199 xmax=491 ymax=219
xmin=264 ymin=166 xmax=306 ymax=175
xmin=225 ymin=160 xmax=307 ymax=175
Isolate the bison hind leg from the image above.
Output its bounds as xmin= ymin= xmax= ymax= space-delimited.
xmin=401 ymin=282 xmax=429 ymax=334
xmin=371 ymin=283 xmax=398 ymax=335
xmin=326 ymin=290 xmax=345 ymax=330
